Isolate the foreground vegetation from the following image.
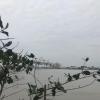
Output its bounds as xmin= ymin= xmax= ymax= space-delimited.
xmin=0 ymin=17 xmax=100 ymax=100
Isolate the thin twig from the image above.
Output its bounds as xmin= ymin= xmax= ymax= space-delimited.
xmin=0 ymin=38 xmax=14 ymax=40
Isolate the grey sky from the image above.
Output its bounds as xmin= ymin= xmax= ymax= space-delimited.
xmin=0 ymin=0 xmax=100 ymax=66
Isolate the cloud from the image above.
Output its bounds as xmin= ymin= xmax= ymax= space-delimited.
xmin=0 ymin=0 xmax=100 ymax=66
xmin=0 ymin=0 xmax=14 ymax=6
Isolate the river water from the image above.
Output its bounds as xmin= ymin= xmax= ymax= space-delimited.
xmin=2 ymin=69 xmax=100 ymax=100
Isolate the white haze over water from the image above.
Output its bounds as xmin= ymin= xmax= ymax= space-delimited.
xmin=0 ymin=0 xmax=100 ymax=66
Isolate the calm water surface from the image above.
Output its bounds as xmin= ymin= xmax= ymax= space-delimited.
xmin=2 ymin=69 xmax=100 ymax=100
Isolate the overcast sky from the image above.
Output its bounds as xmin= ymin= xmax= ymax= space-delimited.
xmin=0 ymin=0 xmax=100 ymax=66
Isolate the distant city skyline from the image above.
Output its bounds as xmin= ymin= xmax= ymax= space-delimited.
xmin=0 ymin=0 xmax=100 ymax=66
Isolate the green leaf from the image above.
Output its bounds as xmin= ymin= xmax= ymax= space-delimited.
xmin=72 ymin=73 xmax=80 ymax=80
xmin=26 ymin=67 xmax=32 ymax=74
xmin=0 ymin=50 xmax=3 ymax=59
xmin=67 ymin=73 xmax=72 ymax=82
xmin=12 ymin=53 xmax=18 ymax=60
xmin=29 ymin=60 xmax=33 ymax=66
xmin=4 ymin=41 xmax=12 ymax=47
xmin=33 ymin=95 xmax=39 ymax=100
xmin=28 ymin=53 xmax=35 ymax=58
xmin=0 ymin=16 xmax=3 ymax=28
xmin=82 ymin=71 xmax=90 ymax=75
xmin=25 ymin=59 xmax=30 ymax=64
xmin=93 ymin=74 xmax=96 ymax=78
xmin=6 ymin=49 xmax=13 ymax=56
xmin=7 ymin=77 xmax=13 ymax=84
xmin=16 ymin=66 xmax=23 ymax=72
xmin=28 ymin=83 xmax=37 ymax=95
xmin=85 ymin=57 xmax=89 ymax=62
xmin=97 ymin=79 xmax=100 ymax=82
xmin=4 ymin=23 xmax=9 ymax=29
xmin=97 ymin=70 xmax=100 ymax=74
xmin=1 ymin=31 xmax=9 ymax=36
xmin=22 ymin=57 xmax=27 ymax=62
